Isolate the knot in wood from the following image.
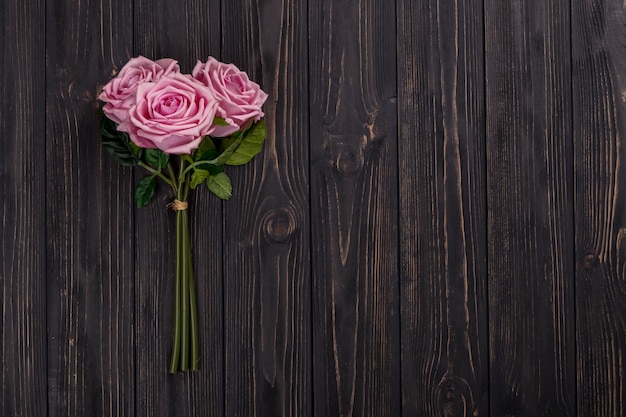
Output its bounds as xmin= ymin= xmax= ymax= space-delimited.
xmin=581 ymin=252 xmax=598 ymax=270
xmin=436 ymin=377 xmax=470 ymax=417
xmin=263 ymin=207 xmax=297 ymax=243
xmin=335 ymin=144 xmax=362 ymax=175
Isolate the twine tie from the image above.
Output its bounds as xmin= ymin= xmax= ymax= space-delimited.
xmin=167 ymin=199 xmax=188 ymax=211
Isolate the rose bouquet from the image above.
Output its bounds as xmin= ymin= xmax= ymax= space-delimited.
xmin=99 ymin=56 xmax=268 ymax=373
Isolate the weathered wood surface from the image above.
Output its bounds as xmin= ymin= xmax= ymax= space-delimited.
xmin=1 ymin=0 xmax=625 ymax=416
xmin=1 ymin=0 xmax=47 ymax=416
xmin=309 ymin=0 xmax=400 ymax=415
xmin=485 ymin=0 xmax=576 ymax=416
xmin=573 ymin=0 xmax=626 ymax=416
xmin=45 ymin=0 xmax=135 ymax=416
xmin=220 ymin=0 xmax=311 ymax=416
xmin=397 ymin=0 xmax=488 ymax=415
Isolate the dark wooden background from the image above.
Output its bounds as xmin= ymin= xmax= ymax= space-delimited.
xmin=2 ymin=0 xmax=625 ymax=415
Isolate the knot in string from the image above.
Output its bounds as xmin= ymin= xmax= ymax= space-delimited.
xmin=167 ymin=199 xmax=188 ymax=211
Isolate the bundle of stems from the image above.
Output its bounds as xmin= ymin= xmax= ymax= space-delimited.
xmin=112 ymin=121 xmax=266 ymax=373
xmin=143 ymin=156 xmax=200 ymax=372
xmin=170 ymin=201 xmax=200 ymax=372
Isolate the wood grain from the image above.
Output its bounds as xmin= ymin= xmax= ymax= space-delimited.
xmin=309 ymin=0 xmax=400 ymax=415
xmin=44 ymin=0 xmax=135 ymax=415
xmin=397 ymin=0 xmax=489 ymax=415
xmin=220 ymin=0 xmax=311 ymax=416
xmin=1 ymin=0 xmax=47 ymax=416
xmin=484 ymin=0 xmax=576 ymax=415
xmin=572 ymin=0 xmax=626 ymax=415
xmin=5 ymin=0 xmax=626 ymax=415
xmin=132 ymin=0 xmax=223 ymax=416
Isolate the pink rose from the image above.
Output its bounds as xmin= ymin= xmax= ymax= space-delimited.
xmin=99 ymin=56 xmax=180 ymax=124
xmin=118 ymin=73 xmax=219 ymax=154
xmin=192 ymin=57 xmax=268 ymax=137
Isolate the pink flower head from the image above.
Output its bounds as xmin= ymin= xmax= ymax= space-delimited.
xmin=99 ymin=56 xmax=180 ymax=124
xmin=192 ymin=57 xmax=268 ymax=137
xmin=118 ymin=73 xmax=219 ymax=155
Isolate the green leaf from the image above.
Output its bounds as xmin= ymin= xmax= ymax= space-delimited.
xmin=134 ymin=175 xmax=156 ymax=208
xmin=145 ymin=148 xmax=169 ymax=169
xmin=190 ymin=169 xmax=209 ymax=189
xmin=210 ymin=129 xmax=249 ymax=166
xmin=100 ymin=116 xmax=140 ymax=166
xmin=129 ymin=141 xmax=141 ymax=156
xmin=195 ymin=136 xmax=216 ymax=157
xmin=212 ymin=116 xmax=230 ymax=126
xmin=197 ymin=148 xmax=220 ymax=162
xmin=220 ymin=134 xmax=239 ymax=153
xmin=100 ymin=114 xmax=120 ymax=138
xmin=206 ymin=164 xmax=224 ymax=176
xmin=225 ymin=120 xmax=267 ymax=166
xmin=206 ymin=172 xmax=232 ymax=200
xmin=193 ymin=158 xmax=224 ymax=171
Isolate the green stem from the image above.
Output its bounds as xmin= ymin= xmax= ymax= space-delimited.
xmin=187 ymin=218 xmax=200 ymax=370
xmin=179 ymin=207 xmax=190 ymax=371
xmin=168 ymin=206 xmax=183 ymax=374
xmin=138 ymin=161 xmax=175 ymax=188
xmin=177 ymin=163 xmax=191 ymax=371
xmin=166 ymin=162 xmax=178 ymax=192
xmin=168 ymin=156 xmax=200 ymax=372
xmin=181 ymin=173 xmax=200 ymax=370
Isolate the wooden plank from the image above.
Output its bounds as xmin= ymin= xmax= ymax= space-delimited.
xmin=484 ymin=0 xmax=576 ymax=415
xmin=132 ymin=0 xmax=223 ymax=416
xmin=44 ymin=0 xmax=135 ymax=415
xmin=397 ymin=0 xmax=489 ymax=415
xmin=220 ymin=1 xmax=311 ymax=416
xmin=572 ymin=1 xmax=626 ymax=415
xmin=0 ymin=0 xmax=47 ymax=416
xmin=308 ymin=0 xmax=400 ymax=415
